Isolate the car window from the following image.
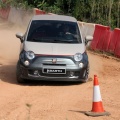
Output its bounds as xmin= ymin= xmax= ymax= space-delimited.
xmin=27 ymin=20 xmax=82 ymax=44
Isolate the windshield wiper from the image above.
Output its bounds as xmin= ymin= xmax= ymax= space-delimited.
xmin=32 ymin=38 xmax=44 ymax=41
xmin=51 ymin=39 xmax=74 ymax=43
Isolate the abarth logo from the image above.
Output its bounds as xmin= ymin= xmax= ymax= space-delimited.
xmin=52 ymin=59 xmax=57 ymax=63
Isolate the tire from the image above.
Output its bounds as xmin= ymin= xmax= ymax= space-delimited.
xmin=16 ymin=61 xmax=25 ymax=83
xmin=84 ymin=63 xmax=90 ymax=82
xmin=81 ymin=64 xmax=89 ymax=83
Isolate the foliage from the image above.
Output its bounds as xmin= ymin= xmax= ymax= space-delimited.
xmin=0 ymin=0 xmax=120 ymax=29
xmin=0 ymin=0 xmax=9 ymax=8
xmin=0 ymin=0 xmax=32 ymax=10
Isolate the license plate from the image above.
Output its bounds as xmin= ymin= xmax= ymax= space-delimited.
xmin=43 ymin=68 xmax=66 ymax=74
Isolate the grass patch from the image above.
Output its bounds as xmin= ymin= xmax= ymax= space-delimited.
xmin=26 ymin=103 xmax=32 ymax=120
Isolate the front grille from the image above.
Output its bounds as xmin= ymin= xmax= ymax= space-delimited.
xmin=43 ymin=63 xmax=66 ymax=66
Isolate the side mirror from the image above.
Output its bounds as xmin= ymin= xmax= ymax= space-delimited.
xmin=85 ymin=35 xmax=93 ymax=45
xmin=16 ymin=33 xmax=24 ymax=43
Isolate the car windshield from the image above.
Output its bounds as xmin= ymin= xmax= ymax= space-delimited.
xmin=27 ymin=20 xmax=82 ymax=44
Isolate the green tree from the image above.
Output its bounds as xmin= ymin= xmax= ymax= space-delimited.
xmin=1 ymin=0 xmax=120 ymax=28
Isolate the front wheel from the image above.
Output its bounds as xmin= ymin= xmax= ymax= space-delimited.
xmin=80 ymin=64 xmax=90 ymax=83
xmin=16 ymin=61 xmax=25 ymax=83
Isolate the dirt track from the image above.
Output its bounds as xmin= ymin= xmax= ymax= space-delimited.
xmin=0 ymin=18 xmax=120 ymax=120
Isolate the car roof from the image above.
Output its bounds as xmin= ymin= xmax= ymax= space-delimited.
xmin=32 ymin=14 xmax=77 ymax=22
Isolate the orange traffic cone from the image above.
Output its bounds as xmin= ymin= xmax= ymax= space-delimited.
xmin=85 ymin=75 xmax=110 ymax=117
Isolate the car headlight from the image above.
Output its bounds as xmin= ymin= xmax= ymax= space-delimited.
xmin=25 ymin=51 xmax=35 ymax=60
xmin=74 ymin=53 xmax=83 ymax=61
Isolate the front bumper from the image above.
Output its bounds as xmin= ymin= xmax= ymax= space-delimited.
xmin=19 ymin=54 xmax=89 ymax=82
xmin=19 ymin=65 xmax=88 ymax=82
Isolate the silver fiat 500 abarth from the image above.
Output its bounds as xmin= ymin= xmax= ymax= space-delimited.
xmin=16 ymin=15 xmax=92 ymax=83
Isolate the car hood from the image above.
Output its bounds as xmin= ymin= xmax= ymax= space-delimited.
xmin=24 ymin=41 xmax=86 ymax=55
